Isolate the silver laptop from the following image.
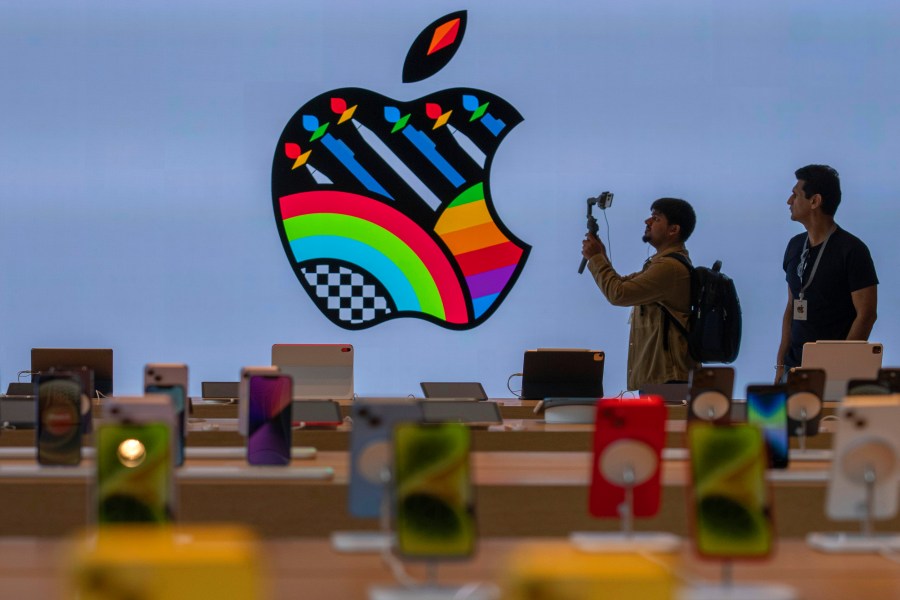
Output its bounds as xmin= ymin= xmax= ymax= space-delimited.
xmin=801 ymin=341 xmax=884 ymax=401
xmin=272 ymin=344 xmax=354 ymax=400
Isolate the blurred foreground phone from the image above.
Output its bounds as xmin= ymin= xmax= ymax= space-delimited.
xmin=36 ymin=372 xmax=83 ymax=466
xmin=239 ymin=366 xmax=279 ymax=437
xmin=746 ymin=384 xmax=789 ymax=469
xmin=96 ymin=395 xmax=176 ymax=524
xmin=786 ymin=367 xmax=825 ymax=437
xmin=57 ymin=366 xmax=94 ymax=434
xmin=688 ymin=423 xmax=773 ymax=559
xmin=247 ymin=373 xmax=293 ymax=466
xmin=348 ymin=400 xmax=423 ymax=518
xmin=846 ymin=379 xmax=891 ymax=396
xmin=826 ymin=396 xmax=900 ymax=521
xmin=589 ymin=395 xmax=665 ymax=518
xmin=687 ymin=367 xmax=734 ymax=423
xmin=144 ymin=363 xmax=188 ymax=467
xmin=393 ymin=422 xmax=475 ymax=559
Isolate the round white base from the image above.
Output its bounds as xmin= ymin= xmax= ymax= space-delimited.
xmin=369 ymin=583 xmax=499 ymax=600
xmin=679 ymin=582 xmax=797 ymax=600
xmin=570 ymin=531 xmax=682 ymax=553
xmin=807 ymin=532 xmax=900 ymax=553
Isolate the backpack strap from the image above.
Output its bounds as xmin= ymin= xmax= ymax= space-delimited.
xmin=656 ymin=252 xmax=693 ymax=350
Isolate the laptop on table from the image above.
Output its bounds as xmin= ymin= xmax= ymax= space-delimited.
xmin=521 ymin=349 xmax=604 ymax=400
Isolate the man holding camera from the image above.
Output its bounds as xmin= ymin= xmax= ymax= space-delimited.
xmin=581 ymin=198 xmax=696 ymax=391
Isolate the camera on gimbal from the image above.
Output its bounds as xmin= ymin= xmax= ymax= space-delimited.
xmin=577 ymin=191 xmax=614 ymax=274
xmin=589 ymin=191 xmax=614 ymax=210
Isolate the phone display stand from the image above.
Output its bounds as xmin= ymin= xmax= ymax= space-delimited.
xmin=332 ymin=459 xmax=394 ymax=554
xmin=807 ymin=439 xmax=900 ymax=553
xmin=680 ymin=562 xmax=797 ymax=600
xmin=570 ymin=440 xmax=680 ymax=553
xmin=367 ymin=464 xmax=494 ymax=600
xmin=787 ymin=391 xmax=821 ymax=452
xmin=690 ymin=391 xmax=729 ymax=421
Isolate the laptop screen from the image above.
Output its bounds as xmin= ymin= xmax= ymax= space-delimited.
xmin=521 ymin=349 xmax=604 ymax=400
xmin=272 ymin=343 xmax=354 ymax=400
xmin=31 ymin=348 xmax=113 ymax=396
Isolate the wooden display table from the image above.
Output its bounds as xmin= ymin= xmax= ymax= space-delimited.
xmin=0 ymin=450 xmax=893 ymax=539
xmin=1 ymin=537 xmax=899 ymax=600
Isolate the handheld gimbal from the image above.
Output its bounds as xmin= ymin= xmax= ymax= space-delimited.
xmin=578 ymin=191 xmax=614 ymax=274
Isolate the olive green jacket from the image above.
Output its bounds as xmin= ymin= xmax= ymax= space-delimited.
xmin=587 ymin=245 xmax=695 ymax=391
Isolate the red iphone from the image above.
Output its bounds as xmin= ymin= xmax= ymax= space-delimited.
xmin=589 ymin=395 xmax=666 ymax=518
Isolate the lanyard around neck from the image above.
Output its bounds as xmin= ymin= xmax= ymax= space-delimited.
xmin=798 ymin=226 xmax=836 ymax=300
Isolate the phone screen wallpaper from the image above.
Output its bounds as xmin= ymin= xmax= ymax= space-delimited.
xmin=747 ymin=389 xmax=789 ymax=468
xmin=689 ymin=424 xmax=771 ymax=557
xmin=97 ymin=422 xmax=173 ymax=523
xmin=393 ymin=423 xmax=474 ymax=558
xmin=248 ymin=376 xmax=293 ymax=465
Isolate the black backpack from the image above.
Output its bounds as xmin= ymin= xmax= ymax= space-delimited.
xmin=658 ymin=253 xmax=742 ymax=364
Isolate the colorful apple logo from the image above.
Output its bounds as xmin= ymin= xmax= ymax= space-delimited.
xmin=272 ymin=11 xmax=529 ymax=330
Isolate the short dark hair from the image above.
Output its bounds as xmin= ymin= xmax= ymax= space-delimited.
xmin=650 ymin=197 xmax=696 ymax=242
xmin=795 ymin=164 xmax=841 ymax=216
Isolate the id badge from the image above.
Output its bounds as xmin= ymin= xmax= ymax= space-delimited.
xmin=793 ymin=298 xmax=808 ymax=321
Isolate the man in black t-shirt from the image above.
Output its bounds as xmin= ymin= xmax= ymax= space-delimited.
xmin=775 ymin=164 xmax=878 ymax=383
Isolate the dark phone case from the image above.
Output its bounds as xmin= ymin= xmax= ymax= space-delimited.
xmin=878 ymin=369 xmax=900 ymax=393
xmin=786 ymin=368 xmax=826 ymax=436
xmin=687 ymin=367 xmax=734 ymax=424
xmin=36 ymin=373 xmax=83 ymax=466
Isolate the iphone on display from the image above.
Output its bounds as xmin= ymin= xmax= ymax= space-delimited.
xmin=688 ymin=423 xmax=773 ymax=559
xmin=392 ymin=422 xmax=475 ymax=559
xmin=589 ymin=395 xmax=666 ymax=518
xmin=247 ymin=373 xmax=293 ymax=466
xmin=144 ymin=363 xmax=189 ymax=467
xmin=746 ymin=384 xmax=790 ymax=469
xmin=36 ymin=372 xmax=83 ymax=466
xmin=97 ymin=395 xmax=176 ymax=524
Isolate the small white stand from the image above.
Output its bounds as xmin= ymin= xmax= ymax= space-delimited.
xmin=691 ymin=391 xmax=729 ymax=422
xmin=370 ymin=579 xmax=499 ymax=600
xmin=679 ymin=561 xmax=797 ymax=600
xmin=570 ymin=440 xmax=680 ymax=554
xmin=788 ymin=392 xmax=821 ymax=452
xmin=808 ymin=455 xmax=900 ymax=553
xmin=331 ymin=531 xmax=393 ymax=554
xmin=333 ymin=460 xmax=394 ymax=554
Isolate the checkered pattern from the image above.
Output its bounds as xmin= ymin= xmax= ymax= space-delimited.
xmin=302 ymin=263 xmax=393 ymax=325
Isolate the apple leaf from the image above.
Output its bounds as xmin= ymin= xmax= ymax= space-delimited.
xmin=402 ymin=11 xmax=467 ymax=83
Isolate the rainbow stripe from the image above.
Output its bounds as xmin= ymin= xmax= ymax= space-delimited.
xmin=435 ymin=183 xmax=524 ymax=318
xmin=280 ymin=191 xmax=468 ymax=324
